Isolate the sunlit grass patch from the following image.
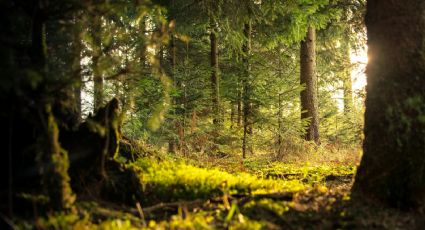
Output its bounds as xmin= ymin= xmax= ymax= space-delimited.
xmin=260 ymin=162 xmax=355 ymax=181
xmin=133 ymin=158 xmax=305 ymax=204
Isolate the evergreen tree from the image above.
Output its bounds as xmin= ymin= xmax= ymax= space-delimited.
xmin=300 ymin=26 xmax=319 ymax=144
xmin=353 ymin=0 xmax=425 ymax=209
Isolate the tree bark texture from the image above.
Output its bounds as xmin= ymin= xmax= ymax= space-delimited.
xmin=353 ymin=0 xmax=425 ymax=209
xmin=168 ymin=32 xmax=177 ymax=154
xmin=33 ymin=3 xmax=76 ymax=211
xmin=300 ymin=26 xmax=319 ymax=144
xmin=242 ymin=21 xmax=252 ymax=158
xmin=43 ymin=106 xmax=76 ymax=211
xmin=237 ymin=85 xmax=242 ymax=126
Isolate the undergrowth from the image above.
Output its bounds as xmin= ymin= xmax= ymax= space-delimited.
xmin=133 ymin=158 xmax=305 ymax=204
xmin=14 ymin=145 xmax=419 ymax=230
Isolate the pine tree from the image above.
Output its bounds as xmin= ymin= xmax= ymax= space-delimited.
xmin=353 ymin=0 xmax=425 ymax=209
xmin=300 ymin=26 xmax=319 ymax=144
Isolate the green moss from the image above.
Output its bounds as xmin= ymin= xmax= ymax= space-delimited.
xmin=133 ymin=158 xmax=305 ymax=203
xmin=45 ymin=105 xmax=76 ymax=211
xmin=386 ymin=95 xmax=425 ymax=149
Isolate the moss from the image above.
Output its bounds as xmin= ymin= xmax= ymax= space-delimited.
xmin=134 ymin=158 xmax=305 ymax=204
xmin=44 ymin=105 xmax=76 ymax=211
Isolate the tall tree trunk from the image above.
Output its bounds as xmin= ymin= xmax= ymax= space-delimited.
xmin=277 ymin=93 xmax=283 ymax=156
xmin=300 ymin=26 xmax=319 ymax=144
xmin=242 ymin=21 xmax=252 ymax=158
xmin=139 ymin=16 xmax=147 ymax=69
xmin=168 ymin=34 xmax=177 ymax=154
xmin=210 ymin=21 xmax=220 ymax=126
xmin=92 ymin=14 xmax=103 ymax=112
xmin=44 ymin=106 xmax=76 ymax=211
xmin=353 ymin=0 xmax=425 ymax=209
xmin=230 ymin=102 xmax=235 ymax=129
xmin=342 ymin=36 xmax=353 ymax=114
xmin=33 ymin=3 xmax=75 ymax=211
xmin=237 ymin=82 xmax=242 ymax=126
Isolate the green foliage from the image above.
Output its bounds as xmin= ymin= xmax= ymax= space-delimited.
xmin=134 ymin=157 xmax=305 ymax=203
xmin=117 ymin=0 xmax=366 ymax=156
xmin=14 ymin=149 xmax=360 ymax=229
xmin=5 ymin=0 xmax=368 ymax=228
xmin=261 ymin=162 xmax=355 ymax=183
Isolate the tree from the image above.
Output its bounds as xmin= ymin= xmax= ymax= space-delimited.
xmin=210 ymin=3 xmax=220 ymax=127
xmin=353 ymin=0 xmax=425 ymax=208
xmin=300 ymin=26 xmax=319 ymax=144
xmin=242 ymin=21 xmax=252 ymax=158
xmin=72 ymin=12 xmax=83 ymax=122
xmin=0 ymin=0 xmax=81 ymax=214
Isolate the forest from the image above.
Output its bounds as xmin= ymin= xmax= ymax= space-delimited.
xmin=1 ymin=0 xmax=425 ymax=229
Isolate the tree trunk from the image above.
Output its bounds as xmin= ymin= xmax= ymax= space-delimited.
xmin=242 ymin=21 xmax=252 ymax=158
xmin=168 ymin=35 xmax=177 ymax=154
xmin=352 ymin=0 xmax=425 ymax=209
xmin=237 ymin=83 xmax=242 ymax=126
xmin=230 ymin=102 xmax=235 ymax=129
xmin=139 ymin=16 xmax=147 ymax=69
xmin=92 ymin=14 xmax=103 ymax=112
xmin=278 ymin=93 xmax=283 ymax=156
xmin=44 ymin=106 xmax=76 ymax=211
xmin=300 ymin=26 xmax=319 ymax=144
xmin=33 ymin=2 xmax=75 ymax=211
xmin=210 ymin=22 xmax=220 ymax=126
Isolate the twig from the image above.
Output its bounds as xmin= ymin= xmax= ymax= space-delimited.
xmin=135 ymin=202 xmax=146 ymax=227
xmin=91 ymin=192 xmax=293 ymax=220
xmin=0 ymin=213 xmax=17 ymax=230
xmin=232 ymin=192 xmax=294 ymax=207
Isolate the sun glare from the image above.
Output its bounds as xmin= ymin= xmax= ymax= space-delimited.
xmin=350 ymin=47 xmax=368 ymax=91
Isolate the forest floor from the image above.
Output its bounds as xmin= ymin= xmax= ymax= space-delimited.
xmin=14 ymin=149 xmax=424 ymax=229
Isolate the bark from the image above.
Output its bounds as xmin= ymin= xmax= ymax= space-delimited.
xmin=64 ymin=99 xmax=121 ymax=178
xmin=168 ymin=30 xmax=177 ymax=154
xmin=29 ymin=3 xmax=47 ymax=70
xmin=300 ymin=26 xmax=319 ymax=144
xmin=25 ymin=1 xmax=78 ymax=212
xmin=237 ymin=85 xmax=242 ymax=126
xmin=230 ymin=102 xmax=235 ymax=129
xmin=43 ymin=106 xmax=76 ymax=211
xmin=278 ymin=93 xmax=283 ymax=156
xmin=63 ymin=98 xmax=143 ymax=205
xmin=33 ymin=3 xmax=76 ymax=211
xmin=139 ymin=16 xmax=147 ymax=69
xmin=352 ymin=0 xmax=425 ymax=209
xmin=242 ymin=21 xmax=252 ymax=158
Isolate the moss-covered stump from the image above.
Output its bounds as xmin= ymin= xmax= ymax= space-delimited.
xmin=62 ymin=98 xmax=143 ymax=205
